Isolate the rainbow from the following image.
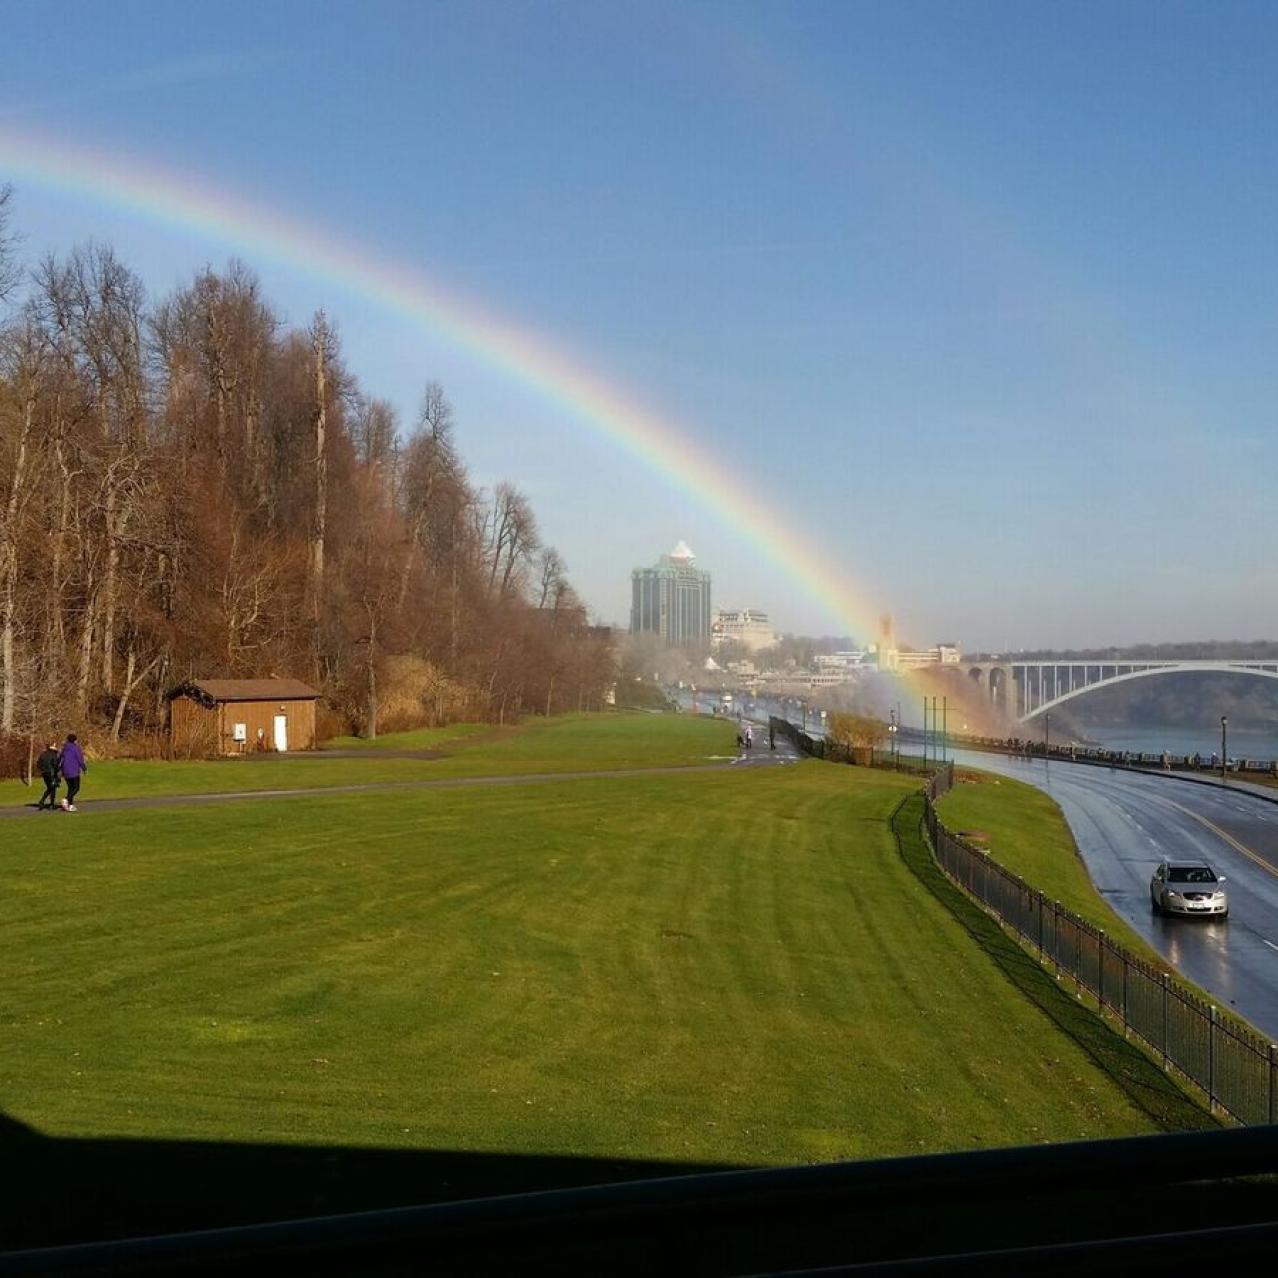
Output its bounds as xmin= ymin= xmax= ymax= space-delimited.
xmin=0 ymin=125 xmax=893 ymax=646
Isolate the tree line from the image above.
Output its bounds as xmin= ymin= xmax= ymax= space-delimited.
xmin=0 ymin=186 xmax=614 ymax=749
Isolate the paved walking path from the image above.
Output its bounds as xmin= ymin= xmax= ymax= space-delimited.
xmin=0 ymin=744 xmax=801 ymax=819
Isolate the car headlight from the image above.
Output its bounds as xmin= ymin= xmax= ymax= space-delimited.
xmin=1166 ymin=890 xmax=1182 ymax=899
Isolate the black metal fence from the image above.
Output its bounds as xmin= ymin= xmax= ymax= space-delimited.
xmin=941 ymin=730 xmax=1278 ymax=781
xmin=922 ymin=767 xmax=1278 ymax=1125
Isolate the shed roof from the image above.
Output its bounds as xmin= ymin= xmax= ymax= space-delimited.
xmin=171 ymin=678 xmax=322 ymax=704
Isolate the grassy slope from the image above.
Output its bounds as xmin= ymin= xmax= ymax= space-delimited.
xmin=0 ymin=713 xmax=737 ymax=806
xmin=0 ymin=761 xmax=1170 ymax=1169
xmin=322 ymin=723 xmax=492 ymax=751
xmin=938 ymin=771 xmax=1160 ymax=960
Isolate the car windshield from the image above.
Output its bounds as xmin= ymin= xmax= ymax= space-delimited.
xmin=1168 ymin=867 xmax=1217 ymax=884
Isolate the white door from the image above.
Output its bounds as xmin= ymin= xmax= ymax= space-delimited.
xmin=273 ymin=714 xmax=288 ymax=752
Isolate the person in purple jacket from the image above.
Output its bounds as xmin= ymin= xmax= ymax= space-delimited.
xmin=58 ymin=733 xmax=87 ymax=811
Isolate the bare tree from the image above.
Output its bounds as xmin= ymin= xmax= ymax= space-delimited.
xmin=484 ymin=482 xmax=539 ymax=598
xmin=0 ymin=225 xmax=616 ymax=748
xmin=0 ymin=322 xmax=41 ymax=731
xmin=0 ymin=185 xmax=19 ymax=310
xmin=535 ymin=547 xmax=567 ymax=612
xmin=308 ymin=311 xmax=333 ymax=615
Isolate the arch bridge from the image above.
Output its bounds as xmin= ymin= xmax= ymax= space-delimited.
xmin=960 ymin=659 xmax=1278 ymax=723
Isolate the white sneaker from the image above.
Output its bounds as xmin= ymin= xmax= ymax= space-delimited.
xmin=67 ymin=804 xmax=76 ymax=812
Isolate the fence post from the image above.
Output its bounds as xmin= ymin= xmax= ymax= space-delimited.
xmin=1271 ymin=1044 xmax=1277 ymax=1126
xmin=1097 ymin=931 xmax=1106 ymax=1009
xmin=1161 ymin=972 xmax=1170 ymax=1071
xmin=1074 ymin=924 xmax=1081 ymax=997
xmin=1209 ymin=1006 xmax=1218 ymax=1115
xmin=1121 ymin=956 xmax=1129 ymax=1038
xmin=1037 ymin=891 xmax=1044 ymax=959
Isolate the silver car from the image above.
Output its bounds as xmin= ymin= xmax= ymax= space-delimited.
xmin=1150 ymin=860 xmax=1229 ymax=918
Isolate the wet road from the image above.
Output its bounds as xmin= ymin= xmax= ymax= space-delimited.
xmin=950 ymin=749 xmax=1278 ymax=1041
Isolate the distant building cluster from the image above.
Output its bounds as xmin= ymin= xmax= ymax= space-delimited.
xmin=630 ymin=541 xmax=712 ymax=646
xmin=628 ymin=548 xmax=960 ymax=682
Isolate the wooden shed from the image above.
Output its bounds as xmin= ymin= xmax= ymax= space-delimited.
xmin=168 ymin=679 xmax=322 ymax=755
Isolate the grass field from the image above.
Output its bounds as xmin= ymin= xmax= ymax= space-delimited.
xmin=0 ymin=713 xmax=737 ymax=807
xmin=2 ymin=743 xmax=1189 ymax=1179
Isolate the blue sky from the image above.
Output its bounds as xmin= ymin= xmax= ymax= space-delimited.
xmin=2 ymin=0 xmax=1275 ymax=649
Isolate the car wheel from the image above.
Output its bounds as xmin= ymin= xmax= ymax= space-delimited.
xmin=1151 ymin=893 xmax=1161 ymax=915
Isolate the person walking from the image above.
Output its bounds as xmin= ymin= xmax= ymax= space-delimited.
xmin=35 ymin=741 xmax=61 ymax=810
xmin=58 ymin=733 xmax=87 ymax=811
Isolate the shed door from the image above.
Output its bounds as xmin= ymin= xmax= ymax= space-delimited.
xmin=273 ymin=714 xmax=288 ymax=752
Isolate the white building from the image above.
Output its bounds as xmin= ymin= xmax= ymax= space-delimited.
xmin=895 ymin=644 xmax=962 ymax=669
xmin=814 ymin=651 xmax=868 ymax=672
xmin=711 ymin=608 xmax=777 ymax=653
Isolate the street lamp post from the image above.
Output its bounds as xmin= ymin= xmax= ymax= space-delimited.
xmin=1045 ymin=713 xmax=1051 ymax=760
xmin=1221 ymin=715 xmax=1228 ymax=783
xmin=889 ymin=708 xmax=898 ymax=770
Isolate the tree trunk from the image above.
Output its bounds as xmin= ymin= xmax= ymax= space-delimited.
xmin=100 ymin=473 xmax=118 ymax=695
xmin=449 ymin=513 xmax=461 ymax=668
xmin=76 ymin=589 xmax=96 ymax=714
xmin=310 ymin=319 xmax=328 ymax=615
xmin=48 ymin=419 xmax=72 ymax=659
xmin=110 ymin=650 xmax=159 ymax=743
xmin=365 ymin=607 xmax=378 ymax=741
xmin=0 ymin=390 xmax=33 ymax=733
xmin=109 ymin=647 xmax=136 ymax=742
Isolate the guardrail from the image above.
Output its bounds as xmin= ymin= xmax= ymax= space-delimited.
xmin=920 ymin=770 xmax=1278 ymax=1125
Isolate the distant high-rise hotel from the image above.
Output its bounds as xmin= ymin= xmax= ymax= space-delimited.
xmin=630 ymin=541 xmax=712 ymax=646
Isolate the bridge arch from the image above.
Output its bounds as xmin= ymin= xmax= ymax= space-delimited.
xmin=1020 ymin=663 xmax=1278 ymax=722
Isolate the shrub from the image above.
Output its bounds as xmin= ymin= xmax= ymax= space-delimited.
xmin=0 ymin=732 xmax=31 ymax=783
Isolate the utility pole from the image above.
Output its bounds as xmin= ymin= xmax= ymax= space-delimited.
xmin=1045 ymin=712 xmax=1051 ymax=760
xmin=1221 ymin=716 xmax=1228 ymax=784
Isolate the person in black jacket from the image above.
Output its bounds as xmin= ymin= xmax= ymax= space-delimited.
xmin=35 ymin=741 xmax=61 ymax=810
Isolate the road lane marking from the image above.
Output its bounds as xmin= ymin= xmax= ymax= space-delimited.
xmin=1164 ymin=797 xmax=1278 ymax=882
xmin=1264 ymin=940 xmax=1278 ymax=953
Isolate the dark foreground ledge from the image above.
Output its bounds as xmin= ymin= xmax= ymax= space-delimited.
xmin=3 ymin=1123 xmax=1278 ymax=1275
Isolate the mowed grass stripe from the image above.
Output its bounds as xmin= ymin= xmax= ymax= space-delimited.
xmin=2 ymin=760 xmax=1168 ymax=1166
xmin=0 ymin=713 xmax=739 ymax=807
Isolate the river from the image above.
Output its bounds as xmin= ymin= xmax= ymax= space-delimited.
xmin=1082 ymin=724 xmax=1277 ymax=761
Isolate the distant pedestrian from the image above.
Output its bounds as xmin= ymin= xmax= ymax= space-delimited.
xmin=745 ymin=726 xmax=753 ymax=750
xmin=58 ymin=733 xmax=87 ymax=811
xmin=35 ymin=741 xmax=61 ymax=810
